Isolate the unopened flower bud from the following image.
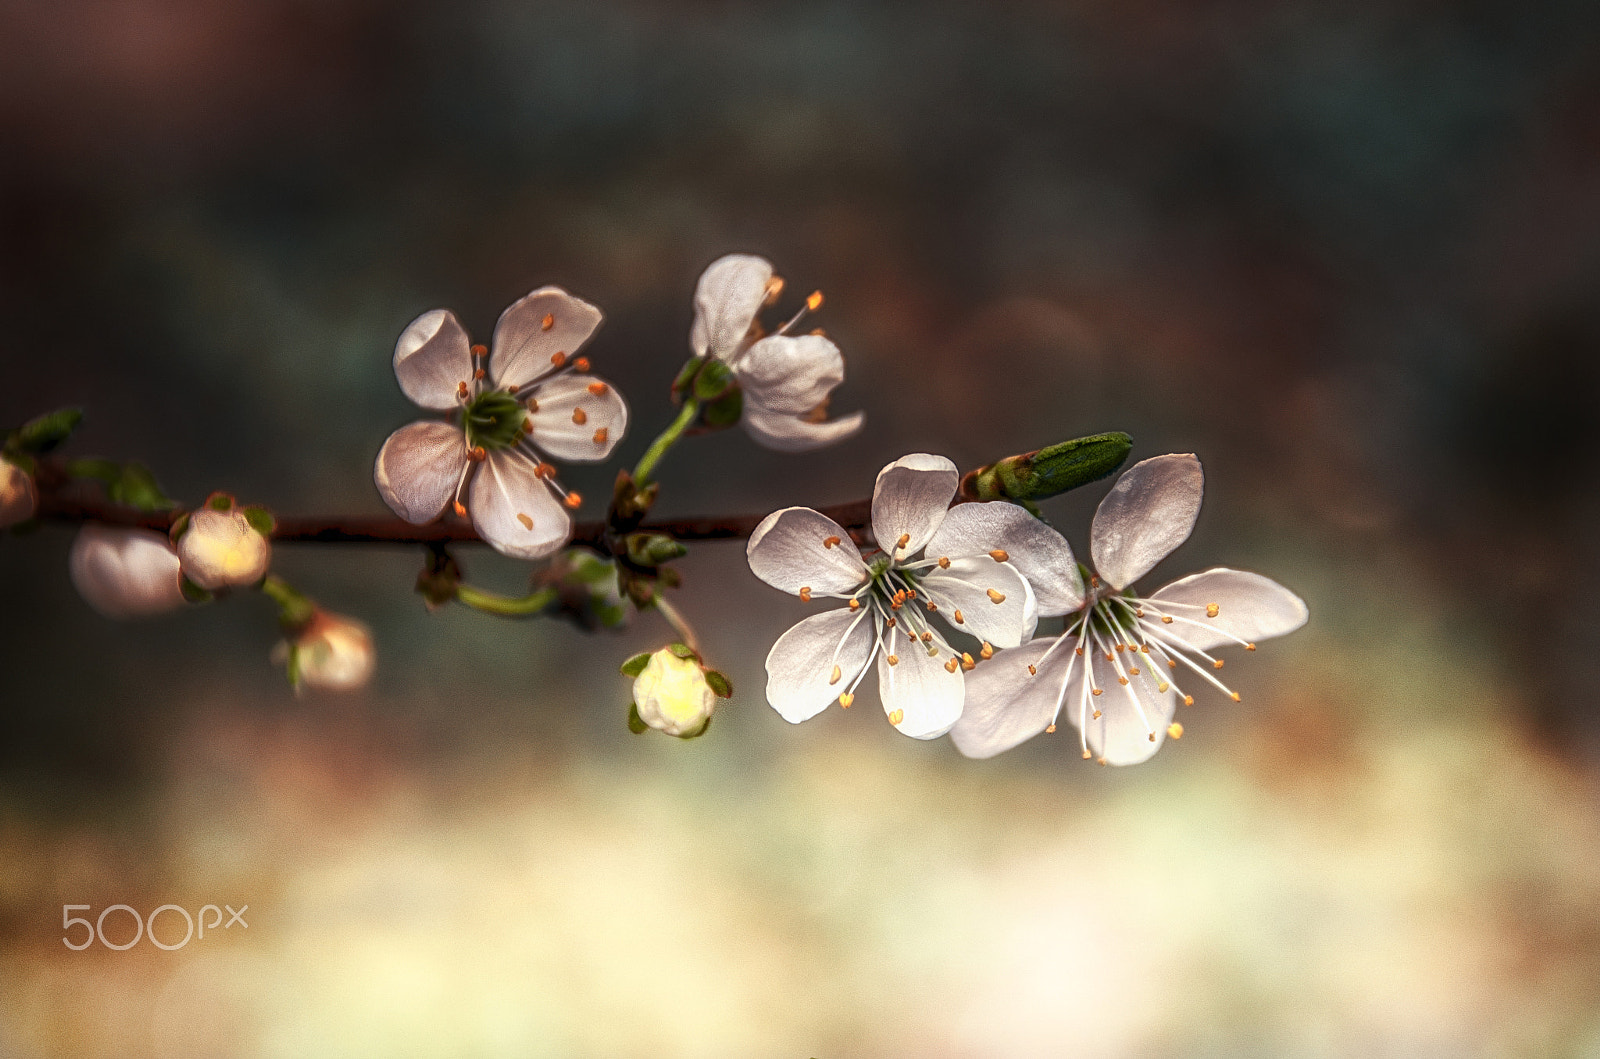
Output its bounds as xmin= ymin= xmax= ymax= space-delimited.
xmin=177 ymin=508 xmax=272 ymax=590
xmin=69 ymin=525 xmax=185 ymax=619
xmin=632 ymin=647 xmax=715 ymax=737
xmin=0 ymin=458 xmax=37 ymax=528
xmin=282 ymin=612 xmax=375 ymax=691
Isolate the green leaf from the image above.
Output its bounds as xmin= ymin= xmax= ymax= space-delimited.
xmin=12 ymin=408 xmax=83 ymax=455
xmin=242 ymin=505 xmax=276 ymax=537
xmin=704 ymin=669 xmax=733 ymax=698
xmin=619 ymin=652 xmax=652 ymax=678
xmin=627 ymin=702 xmax=649 ymax=734
xmin=692 ymin=358 xmax=736 ymax=402
xmin=625 ymin=533 xmax=687 ymax=568
xmin=109 ymin=463 xmax=177 ymax=512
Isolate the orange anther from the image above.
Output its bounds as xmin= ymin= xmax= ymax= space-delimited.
xmin=573 ymin=356 xmax=590 ymax=372
xmin=572 ymin=408 xmax=588 ymax=425
xmin=541 ymin=313 xmax=555 ymax=331
xmin=550 ymin=351 xmax=567 ymax=367
xmin=563 ymin=492 xmax=582 ymax=509
xmin=587 ymin=381 xmax=607 ymax=396
xmin=593 ymin=428 xmax=608 ymax=444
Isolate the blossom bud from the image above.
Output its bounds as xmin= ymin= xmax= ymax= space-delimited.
xmin=69 ymin=525 xmax=185 ymax=619
xmin=0 ymin=458 xmax=37 ymax=528
xmin=631 ymin=647 xmax=716 ymax=737
xmin=176 ymin=507 xmax=272 ymax=590
xmin=280 ymin=612 xmax=375 ymax=691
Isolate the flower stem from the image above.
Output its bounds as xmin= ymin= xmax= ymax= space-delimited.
xmin=260 ymin=574 xmax=318 ymax=631
xmin=651 ymin=591 xmax=701 ymax=656
xmin=631 ymin=399 xmax=699 ymax=487
xmin=455 ymin=584 xmax=558 ymax=618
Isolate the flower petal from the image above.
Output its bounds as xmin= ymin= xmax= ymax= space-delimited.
xmin=746 ymin=507 xmax=870 ymax=597
xmin=871 ymin=453 xmax=959 ymax=561
xmin=950 ymin=638 xmax=1069 ymax=759
xmin=1147 ymin=567 xmax=1308 ymax=653
xmin=469 ymin=451 xmax=571 ymax=560
xmin=741 ymin=406 xmax=865 ymax=453
xmin=1071 ymin=651 xmax=1179 ymax=766
xmin=374 ymin=420 xmax=466 ymax=524
xmin=525 ymin=373 xmax=628 ymax=462
xmin=764 ymin=607 xmax=875 ymax=724
xmin=690 ymin=254 xmax=772 ymax=361
xmin=1090 ymin=453 xmax=1204 ymax=590
xmin=490 ymin=287 xmax=604 ymax=391
xmin=924 ymin=501 xmax=1085 ymax=616
xmin=877 ymin=623 xmax=964 ymax=739
xmin=735 ymin=334 xmax=842 ymax=414
xmin=70 ymin=526 xmax=185 ymax=619
xmin=394 ymin=309 xmax=473 ymax=411
xmin=920 ymin=557 xmax=1036 ymax=648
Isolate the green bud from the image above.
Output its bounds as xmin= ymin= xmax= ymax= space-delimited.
xmin=962 ymin=432 xmax=1132 ymax=503
xmin=10 ymin=407 xmax=83 ymax=456
xmin=625 ymin=533 xmax=688 ymax=568
xmin=111 ymin=463 xmax=176 ymax=512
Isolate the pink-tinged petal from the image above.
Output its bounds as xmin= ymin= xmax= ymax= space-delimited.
xmin=490 ymin=287 xmax=603 ymax=391
xmin=1147 ymin=567 xmax=1308 ymax=653
xmin=871 ymin=453 xmax=958 ymax=561
xmin=735 ymin=334 xmax=842 ymax=414
xmin=950 ymin=638 xmax=1070 ymax=759
xmin=69 ymin=526 xmax=185 ymax=619
xmin=1071 ymin=651 xmax=1179 ymax=766
xmin=746 ymin=507 xmax=870 ymax=597
xmin=740 ymin=406 xmax=865 ymax=453
xmin=877 ymin=623 xmax=964 ymax=739
xmin=924 ymin=501 xmax=1085 ymax=616
xmin=1091 ymin=453 xmax=1204 ymax=590
xmin=374 ymin=420 xmax=466 ymax=524
xmin=921 ymin=557 xmax=1036 ymax=648
xmin=525 ymin=373 xmax=628 ymax=462
xmin=764 ymin=607 xmax=875 ymax=724
xmin=394 ymin=309 xmax=473 ymax=411
xmin=690 ymin=254 xmax=772 ymax=361
xmin=469 ymin=451 xmax=570 ymax=560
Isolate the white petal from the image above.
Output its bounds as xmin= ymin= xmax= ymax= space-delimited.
xmin=1091 ymin=453 xmax=1204 ymax=590
xmin=394 ymin=309 xmax=474 ymax=411
xmin=740 ymin=406 xmax=865 ymax=453
xmin=746 ymin=507 xmax=869 ymax=597
xmin=764 ymin=607 xmax=875 ymax=724
xmin=1147 ymin=567 xmax=1308 ymax=652
xmin=690 ymin=254 xmax=772 ymax=361
xmin=871 ymin=453 xmax=959 ymax=561
xmin=924 ymin=501 xmax=1085 ymax=616
xmin=374 ymin=420 xmax=466 ymax=524
xmin=734 ymin=334 xmax=842 ymax=414
xmin=950 ymin=638 xmax=1070 ymax=759
xmin=70 ymin=526 xmax=185 ymax=619
xmin=921 ymin=557 xmax=1036 ymax=648
xmin=469 ymin=451 xmax=571 ymax=560
xmin=1071 ymin=651 xmax=1179 ymax=766
xmin=525 ymin=374 xmax=629 ymax=462
xmin=877 ymin=623 xmax=964 ymax=739
xmin=490 ymin=287 xmax=604 ymax=391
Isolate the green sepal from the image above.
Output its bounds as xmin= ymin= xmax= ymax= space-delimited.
xmin=692 ymin=358 xmax=737 ymax=402
xmin=699 ymin=388 xmax=744 ymax=429
xmin=415 ymin=547 xmax=461 ymax=609
xmin=610 ymin=469 xmax=659 ymax=523
xmin=260 ymin=574 xmax=316 ymax=632
xmin=704 ymin=669 xmax=733 ymax=699
xmin=625 ymin=533 xmax=687 ymax=568
xmin=656 ymin=567 xmax=682 ymax=589
xmin=677 ymin=714 xmax=712 ymax=740
xmin=242 ymin=505 xmax=275 ymax=537
xmin=10 ymin=407 xmax=83 ymax=456
xmin=627 ymin=702 xmax=649 ymax=734
xmin=168 ymin=511 xmax=191 ymax=544
xmin=670 ymin=356 xmax=703 ymax=403
xmin=666 ymin=642 xmax=698 ymax=661
xmin=283 ymin=643 xmax=303 ymax=692
xmin=179 ymin=575 xmax=212 ymax=604
xmin=961 ymin=432 xmax=1132 ymax=503
xmin=619 ymin=652 xmax=652 ymax=678
xmin=206 ymin=492 xmax=235 ymax=512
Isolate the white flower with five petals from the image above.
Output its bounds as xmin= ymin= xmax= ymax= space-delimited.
xmin=690 ymin=254 xmax=864 ymax=452
xmin=747 ymin=453 xmax=1080 ymax=738
xmin=951 ymin=454 xmax=1308 ymax=766
xmin=374 ymin=288 xmax=628 ymax=559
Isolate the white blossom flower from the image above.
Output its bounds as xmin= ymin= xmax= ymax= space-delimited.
xmin=632 ymin=647 xmax=716 ymax=737
xmin=177 ymin=508 xmax=272 ymax=590
xmin=951 ymin=454 xmax=1308 ymax=766
xmin=69 ymin=525 xmax=186 ymax=618
xmin=0 ymin=458 xmax=36 ymax=528
xmin=374 ymin=288 xmax=628 ymax=560
xmin=278 ymin=612 xmax=375 ymax=691
xmin=689 ymin=254 xmax=864 ymax=452
xmin=747 ymin=453 xmax=1077 ymax=738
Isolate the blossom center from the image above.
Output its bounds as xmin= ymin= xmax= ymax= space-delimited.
xmin=462 ymin=390 xmax=527 ymax=452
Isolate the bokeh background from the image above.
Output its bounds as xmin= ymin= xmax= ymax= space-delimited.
xmin=4 ymin=0 xmax=1600 ymax=1055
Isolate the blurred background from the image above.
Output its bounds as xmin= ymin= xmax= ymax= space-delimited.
xmin=3 ymin=0 xmax=1600 ymax=1055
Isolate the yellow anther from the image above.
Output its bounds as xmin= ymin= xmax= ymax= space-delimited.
xmin=523 ymin=417 xmax=535 ymax=434
xmin=925 ymin=601 xmax=937 ymax=612
xmin=938 ymin=556 xmax=950 ymax=569
xmin=1167 ymin=659 xmax=1178 ymax=669
xmin=1213 ymin=659 xmax=1225 ymax=670
xmin=1157 ymin=681 xmax=1169 ymax=693
xmin=1091 ymin=689 xmax=1103 ymax=697
xmin=1129 ymin=667 xmax=1140 ymax=675
xmin=1148 ymin=732 xmax=1156 ymax=742
xmin=1115 ymin=644 xmax=1125 ymax=652
xmin=541 ymin=313 xmax=555 ymax=331
xmin=1097 ymin=757 xmax=1107 ymax=766
xmin=838 ymin=692 xmax=853 ymax=708
xmin=1246 ymin=643 xmax=1257 ymax=651
xmin=1075 ymin=647 xmax=1084 ymax=656
xmin=888 ymin=708 xmax=903 ymax=726
xmin=848 ymin=598 xmax=861 ymax=611
xmin=471 ymin=343 xmax=488 ymax=357
xmin=457 ymin=380 xmax=469 ymax=398
xmin=534 ymin=462 xmax=556 ymax=479
xmin=593 ymin=428 xmax=608 ymax=444
xmin=573 ymin=356 xmax=590 ymax=372
xmin=587 ymin=381 xmax=607 ymax=396
xmin=1092 ymin=709 xmax=1102 ymax=718
xmin=1046 ymin=724 xmax=1056 ymax=734
xmin=988 ymin=549 xmax=1009 ymax=562
xmin=1162 ymin=615 xmax=1174 ymax=624
xmin=1027 ymin=665 xmax=1037 ymax=675
xmin=1104 ymin=651 xmax=1113 ymax=661
xmin=1183 ymin=695 xmax=1194 ymax=706
xmin=473 ymin=367 xmax=486 ymax=380
xmin=829 ymin=665 xmax=842 ymax=685
xmin=886 ymin=617 xmax=897 ymax=628
xmin=886 ymin=654 xmax=899 ymax=666
xmin=920 ymin=631 xmax=933 ymax=643
xmin=563 ymin=492 xmax=582 ymax=509
xmin=953 ymin=608 xmax=964 ymax=624
xmin=895 ymin=533 xmax=910 ymax=550
xmin=806 ymin=290 xmax=824 ymax=311
xmin=979 ymin=642 xmax=994 ymax=660
xmin=470 ymin=446 xmax=487 ymax=461
xmin=551 ymin=351 xmax=568 ymax=367
xmin=905 ymin=589 xmax=917 ymax=600
xmin=1229 ymin=692 xmax=1242 ymax=702
xmin=823 ymin=535 xmax=841 ymax=549
xmin=1118 ymin=677 xmax=1129 ymax=686
xmin=961 ymin=653 xmax=975 ymax=671
xmin=986 ymin=589 xmax=1006 ymax=604
xmin=526 ymin=398 xmax=539 ymax=411
xmin=944 ymin=658 xmax=958 ymax=673
xmin=1082 ymin=749 xmax=1092 ymax=759
xmin=1167 ymin=722 xmax=1184 ymax=739
xmin=763 ymin=276 xmax=785 ymax=303
xmin=799 ymin=587 xmax=812 ymax=601
xmin=1206 ymin=603 xmax=1220 ymax=618
xmin=516 ymin=513 xmax=533 ymax=530
xmin=572 ymin=407 xmax=588 ymax=425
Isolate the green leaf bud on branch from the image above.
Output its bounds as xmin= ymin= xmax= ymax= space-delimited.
xmin=960 ymin=431 xmax=1132 ymax=503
